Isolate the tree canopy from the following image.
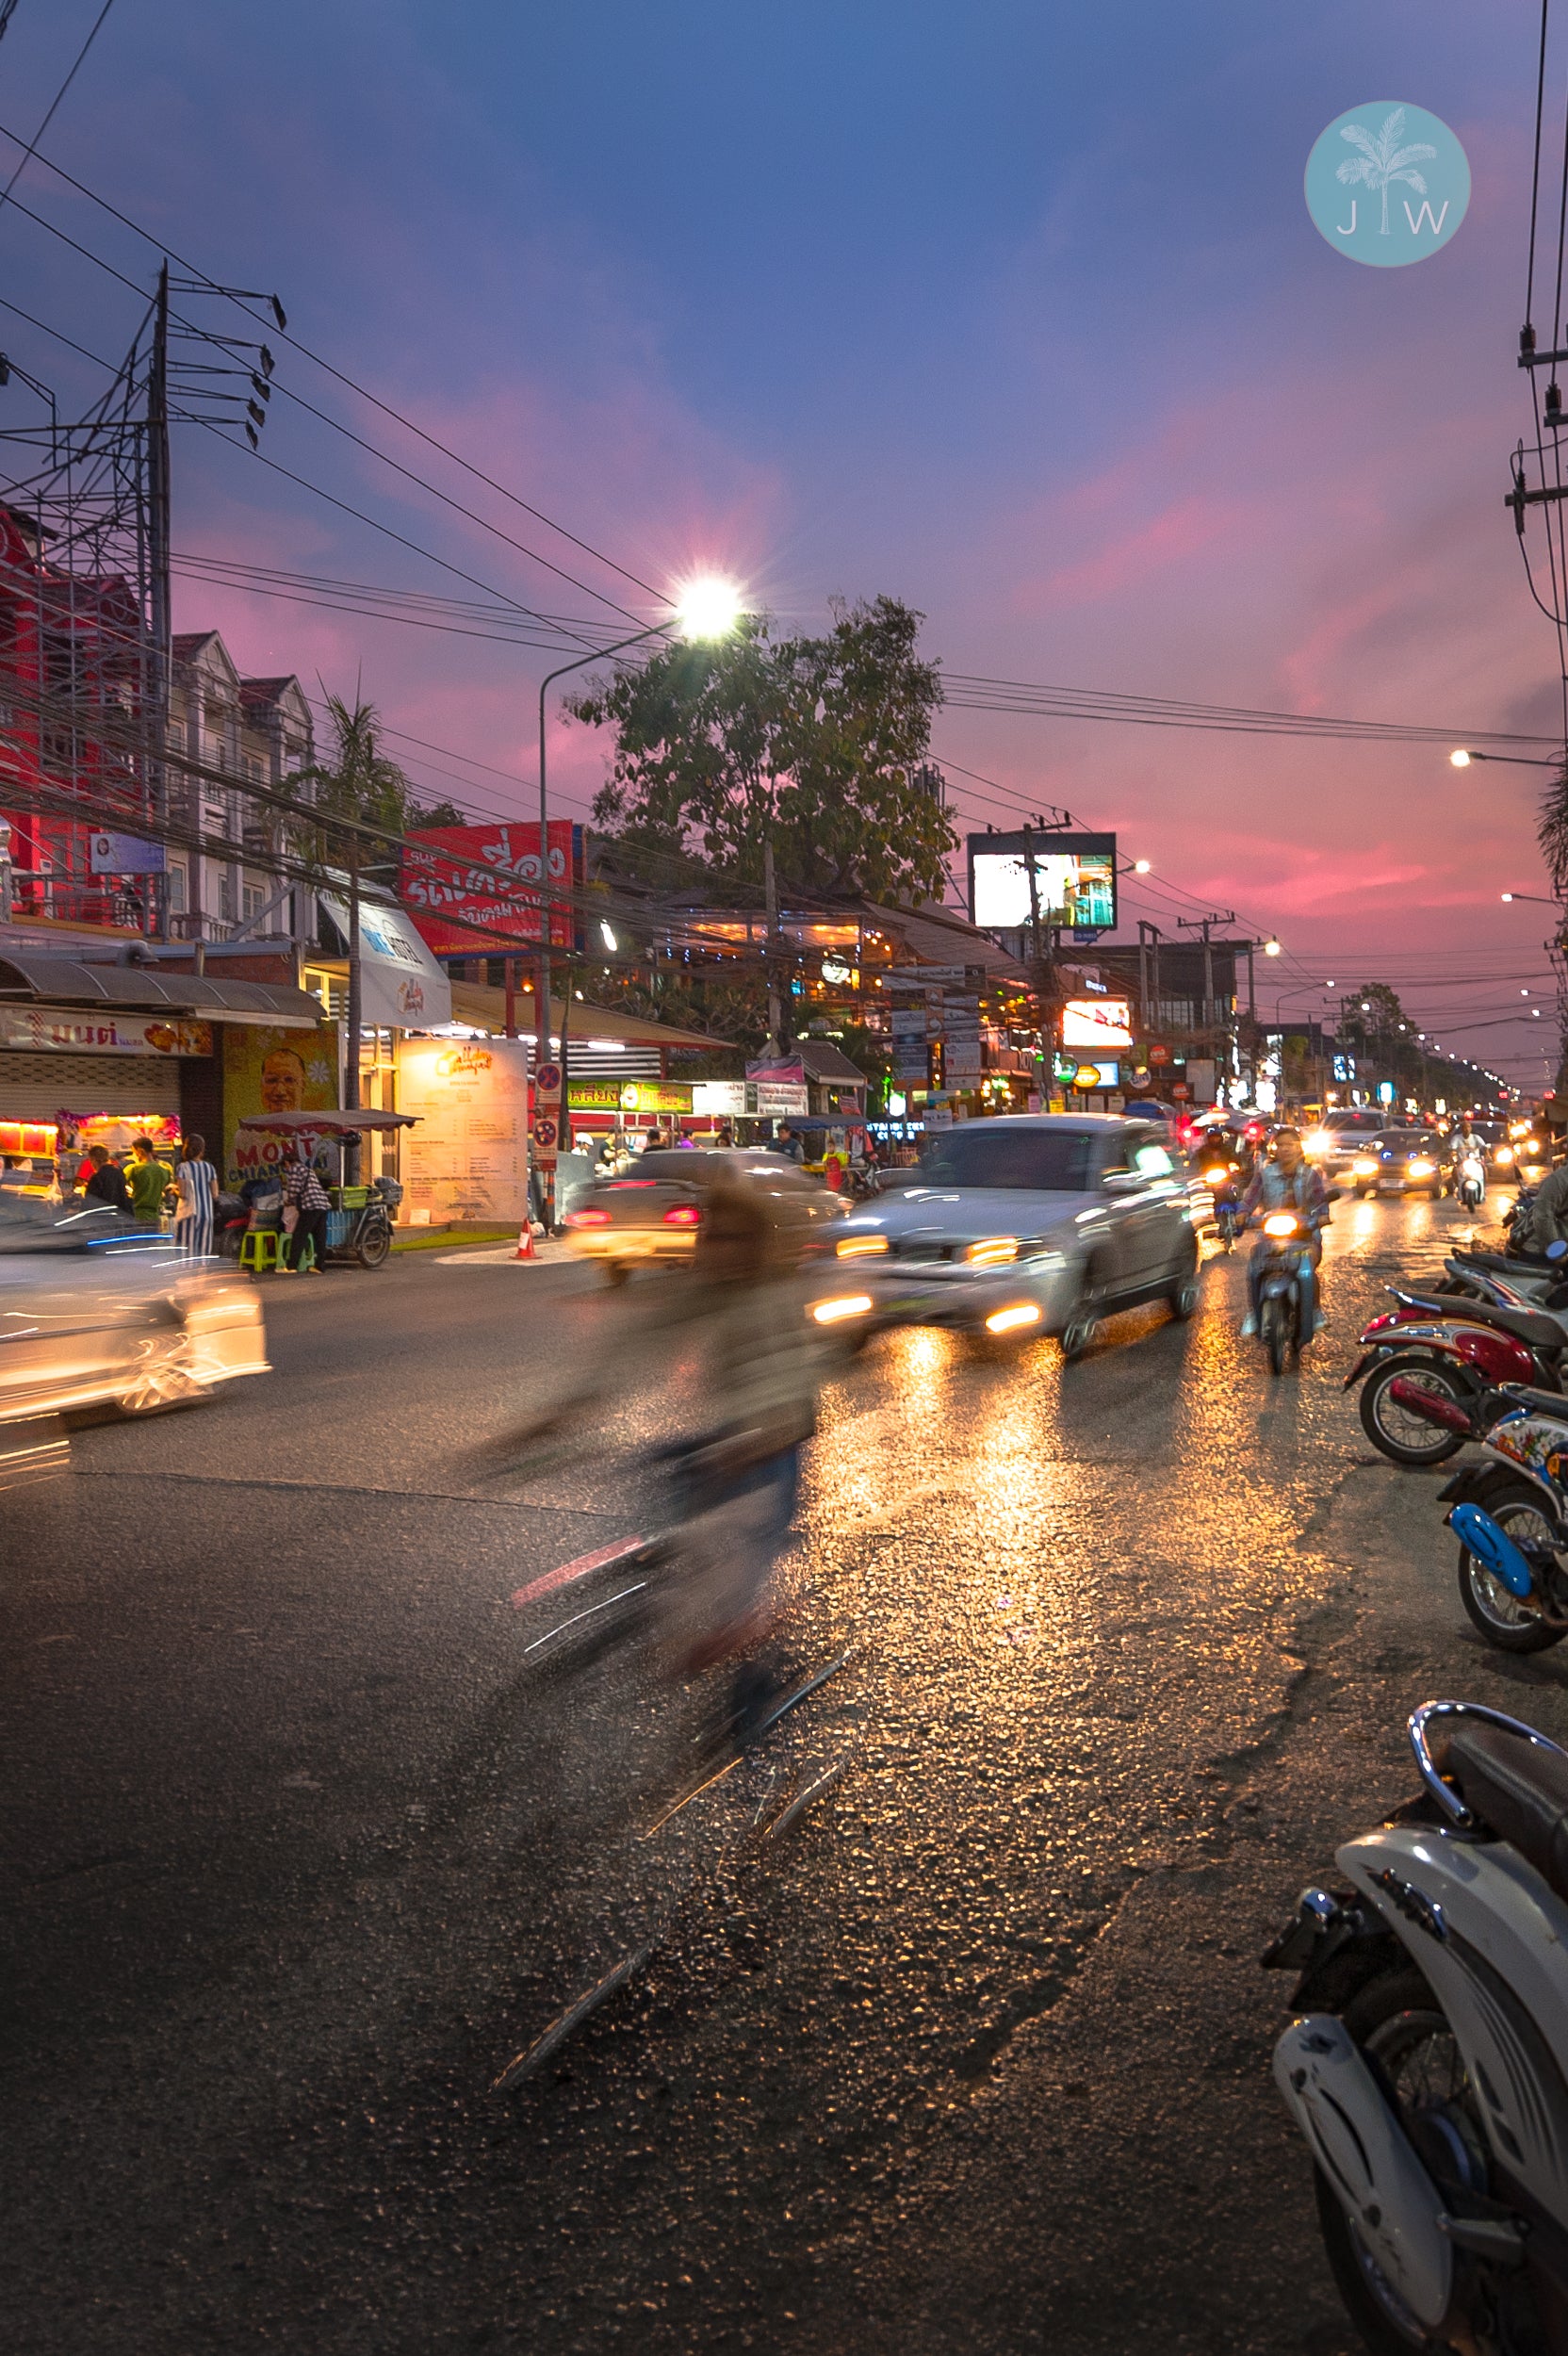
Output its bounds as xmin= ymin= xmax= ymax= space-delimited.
xmin=567 ymin=595 xmax=954 ymax=906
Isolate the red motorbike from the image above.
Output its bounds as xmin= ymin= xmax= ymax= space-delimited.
xmin=1344 ymin=1286 xmax=1568 ymax=1466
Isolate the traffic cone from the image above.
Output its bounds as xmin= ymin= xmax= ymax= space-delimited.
xmin=514 ymin=1219 xmax=537 ymax=1262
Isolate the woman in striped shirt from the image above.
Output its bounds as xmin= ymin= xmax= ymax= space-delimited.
xmin=172 ymin=1134 xmax=218 ymax=1259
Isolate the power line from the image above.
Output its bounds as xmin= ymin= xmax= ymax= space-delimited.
xmin=0 ymin=0 xmax=116 ymax=224
xmin=0 ymin=119 xmax=670 ymax=619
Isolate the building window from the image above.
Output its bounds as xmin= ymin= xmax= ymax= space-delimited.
xmin=166 ymin=862 xmax=187 ymax=913
xmin=219 ymin=872 xmax=236 ymax=924
xmin=242 ymin=880 xmax=267 ymax=921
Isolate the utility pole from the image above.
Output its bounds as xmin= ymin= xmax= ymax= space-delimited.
xmin=147 ymin=263 xmax=173 ymax=944
xmin=763 ymin=834 xmax=783 ymax=1053
xmin=344 ymin=824 xmax=362 ymax=1183
xmin=1177 ymin=909 xmax=1236 ymax=1038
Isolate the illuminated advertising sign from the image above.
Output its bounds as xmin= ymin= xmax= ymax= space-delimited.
xmin=1061 ymin=997 xmax=1133 ymax=1051
xmin=967 ymin=832 xmax=1116 ymax=933
xmin=401 ymin=821 xmax=580 ymax=953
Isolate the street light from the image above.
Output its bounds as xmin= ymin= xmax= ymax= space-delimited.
xmin=1133 ymin=859 xmax=1152 ymax=875
xmin=1501 ymin=891 xmax=1565 ymax=906
xmin=1450 ymin=747 xmax=1560 ymax=769
xmin=674 ymin=576 xmax=745 ymax=640
xmin=1264 ymin=939 xmax=1282 ymax=956
xmin=534 ymin=576 xmax=745 ymax=1208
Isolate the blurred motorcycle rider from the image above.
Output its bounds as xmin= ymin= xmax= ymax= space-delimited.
xmin=674 ymin=1158 xmax=824 ymax=1731
xmin=1237 ymin=1126 xmax=1331 ymax=1338
xmin=480 ymin=1153 xmax=827 ymax=1740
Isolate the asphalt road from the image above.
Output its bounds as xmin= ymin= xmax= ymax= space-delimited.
xmin=6 ymin=1194 xmax=1567 ymax=2354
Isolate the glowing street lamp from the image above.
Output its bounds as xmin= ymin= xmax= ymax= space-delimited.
xmin=1264 ymin=939 xmax=1282 ymax=956
xmin=674 ymin=576 xmax=746 ymax=641
xmin=535 ymin=575 xmax=745 ymax=1213
xmin=1133 ymin=858 xmax=1152 ymax=875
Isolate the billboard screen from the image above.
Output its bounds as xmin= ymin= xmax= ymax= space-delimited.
xmin=401 ymin=821 xmax=580 ymax=953
xmin=968 ymin=831 xmax=1116 ymax=933
xmin=1061 ymin=997 xmax=1133 ymax=1050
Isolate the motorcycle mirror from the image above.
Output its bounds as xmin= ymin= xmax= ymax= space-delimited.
xmin=1550 ymin=1242 xmax=1568 ymax=1262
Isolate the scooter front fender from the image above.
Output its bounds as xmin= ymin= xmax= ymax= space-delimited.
xmin=1273 ymin=2014 xmax=1452 ymax=2330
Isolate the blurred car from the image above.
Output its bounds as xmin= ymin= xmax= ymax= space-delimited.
xmin=0 ymin=1195 xmax=270 ymax=1422
xmin=817 ymin=1114 xmax=1201 ymax=1360
xmin=1302 ymin=1108 xmax=1385 ymax=1171
xmin=1345 ymin=1129 xmax=1450 ymax=1200
xmin=560 ymin=1148 xmax=842 ymax=1282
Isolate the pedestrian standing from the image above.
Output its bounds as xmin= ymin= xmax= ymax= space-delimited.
xmin=172 ymin=1133 xmax=218 ymax=1258
xmin=81 ymin=1143 xmax=133 ymax=1213
xmin=280 ymin=1143 xmax=331 ymax=1275
xmin=125 ymin=1135 xmax=172 ymax=1222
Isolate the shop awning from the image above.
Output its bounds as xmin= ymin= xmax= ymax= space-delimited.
xmin=0 ymin=956 xmax=326 ymax=1030
xmin=446 ymin=981 xmax=720 ymax=1052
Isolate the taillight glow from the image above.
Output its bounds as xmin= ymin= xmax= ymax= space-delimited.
xmin=564 ymin=1207 xmax=612 ymax=1228
xmin=812 ymin=1294 xmax=873 ymax=1324
xmin=662 ymin=1203 xmax=702 ymax=1226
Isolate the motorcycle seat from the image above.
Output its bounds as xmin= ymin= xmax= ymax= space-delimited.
xmin=1398 ymin=1293 xmax=1566 ymax=1355
xmin=1437 ymin=1722 xmax=1568 ymax=1905
xmin=1454 ymin=1247 xmax=1561 ymax=1275
xmin=1484 ymin=1384 xmax=1568 ymax=1419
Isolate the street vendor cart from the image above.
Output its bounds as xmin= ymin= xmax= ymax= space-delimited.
xmin=234 ymin=1109 xmax=416 ymax=1269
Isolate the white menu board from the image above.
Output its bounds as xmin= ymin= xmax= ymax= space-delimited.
xmin=395 ymin=1036 xmax=530 ymax=1225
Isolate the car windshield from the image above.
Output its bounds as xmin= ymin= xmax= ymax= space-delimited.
xmin=919 ymin=1127 xmax=1097 ymax=1193
xmin=1379 ymin=1132 xmax=1432 ymax=1152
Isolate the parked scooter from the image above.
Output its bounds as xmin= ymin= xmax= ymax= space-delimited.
xmin=1345 ymin=1287 xmax=1568 ymax=1465
xmin=1438 ymin=1390 xmax=1568 ymax=1650
xmin=1266 ymin=1698 xmax=1568 ymax=2353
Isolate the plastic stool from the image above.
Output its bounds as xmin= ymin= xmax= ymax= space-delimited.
xmin=239 ymin=1228 xmax=283 ymax=1274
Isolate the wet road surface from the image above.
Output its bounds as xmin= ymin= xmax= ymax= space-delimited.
xmin=7 ymin=1195 xmax=1568 ymax=2352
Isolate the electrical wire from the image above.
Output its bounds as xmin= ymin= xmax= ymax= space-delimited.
xmin=0 ymin=0 xmax=116 ymax=224
xmin=0 ymin=121 xmax=671 ymax=619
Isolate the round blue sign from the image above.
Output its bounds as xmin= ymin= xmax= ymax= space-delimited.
xmin=1305 ymin=103 xmax=1469 ymax=266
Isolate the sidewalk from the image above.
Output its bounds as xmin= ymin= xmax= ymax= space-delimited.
xmin=430 ymin=1235 xmax=577 ymax=1265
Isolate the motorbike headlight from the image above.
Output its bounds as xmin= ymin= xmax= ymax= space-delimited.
xmin=1303 ymin=1130 xmax=1331 ymax=1157
xmin=1263 ymin=1212 xmax=1299 ymax=1238
xmin=1496 ymin=1145 xmax=1514 ymax=1165
xmin=1202 ymin=1166 xmax=1229 ymax=1185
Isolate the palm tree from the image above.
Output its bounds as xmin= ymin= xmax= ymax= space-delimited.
xmin=1336 ymin=107 xmax=1437 ymax=237
xmin=294 ymin=690 xmax=416 ymax=1140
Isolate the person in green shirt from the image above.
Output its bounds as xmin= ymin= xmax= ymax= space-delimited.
xmin=125 ymin=1136 xmax=172 ymax=1221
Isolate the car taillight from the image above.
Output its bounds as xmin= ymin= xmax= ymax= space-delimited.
xmin=662 ymin=1204 xmax=701 ymax=1226
xmin=564 ymin=1207 xmax=612 ymax=1228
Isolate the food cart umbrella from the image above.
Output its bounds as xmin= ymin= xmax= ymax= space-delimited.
xmin=235 ymin=1109 xmax=418 ymax=1133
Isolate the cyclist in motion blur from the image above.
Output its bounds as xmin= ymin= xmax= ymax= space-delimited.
xmin=486 ymin=1154 xmax=830 ymax=1745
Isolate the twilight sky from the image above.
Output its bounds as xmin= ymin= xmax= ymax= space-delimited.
xmin=2 ymin=0 xmax=1562 ymax=1080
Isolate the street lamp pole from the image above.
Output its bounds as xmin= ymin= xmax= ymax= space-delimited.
xmin=537 ymin=624 xmax=669 ymax=1048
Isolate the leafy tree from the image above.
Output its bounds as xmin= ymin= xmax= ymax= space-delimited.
xmin=568 ymin=595 xmax=954 ymax=906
